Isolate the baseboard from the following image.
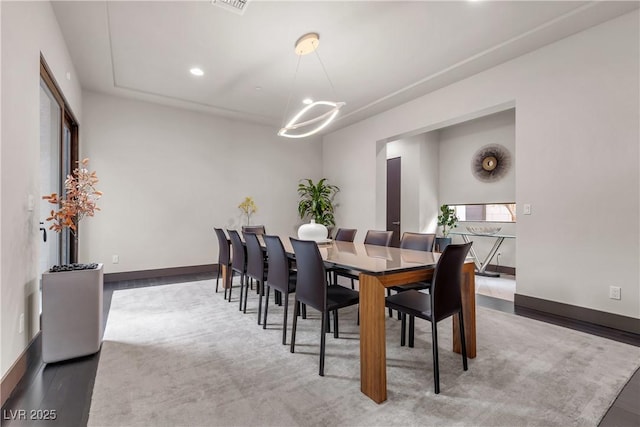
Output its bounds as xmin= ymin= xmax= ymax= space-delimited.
xmin=1 ymin=332 xmax=41 ymax=407
xmin=104 ymin=264 xmax=217 ymax=283
xmin=514 ymin=294 xmax=640 ymax=335
xmin=485 ymin=264 xmax=516 ymax=275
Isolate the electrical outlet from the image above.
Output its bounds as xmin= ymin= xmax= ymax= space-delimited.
xmin=609 ymin=286 xmax=621 ymax=300
xmin=523 ymin=204 xmax=532 ymax=215
xmin=112 ymin=255 xmax=119 ymax=264
xmin=19 ymin=313 xmax=24 ymax=334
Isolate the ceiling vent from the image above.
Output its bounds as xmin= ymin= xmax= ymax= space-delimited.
xmin=210 ymin=0 xmax=249 ymax=15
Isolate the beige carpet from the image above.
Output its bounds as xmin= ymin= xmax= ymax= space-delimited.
xmin=89 ymin=280 xmax=639 ymax=426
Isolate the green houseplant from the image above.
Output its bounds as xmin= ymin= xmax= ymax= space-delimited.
xmin=436 ymin=204 xmax=458 ymax=251
xmin=297 ymin=178 xmax=339 ymax=226
xmin=297 ymin=178 xmax=339 ymax=241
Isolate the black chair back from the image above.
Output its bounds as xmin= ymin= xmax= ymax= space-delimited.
xmin=243 ymin=232 xmax=265 ymax=281
xmin=242 ymin=225 xmax=266 ymax=235
xmin=364 ymin=230 xmax=393 ymax=247
xmin=214 ymin=228 xmax=231 ymax=266
xmin=334 ymin=228 xmax=357 ymax=242
xmin=227 ymin=229 xmax=246 ymax=274
xmin=431 ymin=242 xmax=472 ymax=321
xmin=264 ymin=235 xmax=291 ymax=294
xmin=290 ymin=238 xmax=326 ymax=312
xmin=400 ymin=232 xmax=435 ymax=252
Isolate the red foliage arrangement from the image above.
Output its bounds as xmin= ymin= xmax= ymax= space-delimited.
xmin=42 ymin=158 xmax=102 ymax=235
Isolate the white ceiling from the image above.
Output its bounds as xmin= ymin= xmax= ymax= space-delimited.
xmin=52 ymin=1 xmax=638 ymax=133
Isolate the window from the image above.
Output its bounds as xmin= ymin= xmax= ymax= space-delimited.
xmin=450 ymin=203 xmax=516 ymax=223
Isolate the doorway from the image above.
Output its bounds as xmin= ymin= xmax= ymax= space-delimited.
xmin=38 ymin=57 xmax=79 ymax=314
xmin=386 ymin=157 xmax=401 ymax=247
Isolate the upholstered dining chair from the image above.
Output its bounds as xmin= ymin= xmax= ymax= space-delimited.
xmin=242 ymin=225 xmax=266 ymax=235
xmin=243 ymin=232 xmax=268 ymax=321
xmin=333 ymin=228 xmax=357 ymax=242
xmin=385 ymin=241 xmax=472 ymax=394
xmin=333 ymin=230 xmax=394 ymax=289
xmin=327 ymin=228 xmax=358 ymax=286
xmin=214 ymin=228 xmax=231 ymax=298
xmin=387 ymin=232 xmax=436 ymax=318
xmin=262 ymin=235 xmax=299 ymax=344
xmin=289 ymin=238 xmax=360 ymax=376
xmin=227 ymin=229 xmax=247 ymax=307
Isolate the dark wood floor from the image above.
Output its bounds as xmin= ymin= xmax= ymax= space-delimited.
xmin=2 ymin=274 xmax=638 ymax=426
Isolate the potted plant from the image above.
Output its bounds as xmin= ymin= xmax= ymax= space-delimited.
xmin=238 ymin=196 xmax=257 ymax=226
xmin=436 ymin=204 xmax=458 ymax=251
xmin=41 ymin=158 xmax=104 ymax=363
xmin=297 ymin=178 xmax=339 ymax=241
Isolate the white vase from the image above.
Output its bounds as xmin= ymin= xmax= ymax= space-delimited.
xmin=297 ymin=219 xmax=328 ymax=242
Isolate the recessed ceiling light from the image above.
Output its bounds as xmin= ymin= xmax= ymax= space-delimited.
xmin=302 ymin=98 xmax=313 ymax=105
xmin=190 ymin=67 xmax=204 ymax=76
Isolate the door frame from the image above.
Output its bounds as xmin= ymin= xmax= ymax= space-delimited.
xmin=40 ymin=55 xmax=79 ymax=263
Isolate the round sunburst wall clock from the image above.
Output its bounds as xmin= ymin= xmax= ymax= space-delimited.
xmin=471 ymin=144 xmax=511 ymax=182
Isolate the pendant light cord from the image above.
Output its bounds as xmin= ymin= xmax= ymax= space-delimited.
xmin=314 ymin=49 xmax=339 ymax=100
xmin=281 ymin=54 xmax=302 ymax=128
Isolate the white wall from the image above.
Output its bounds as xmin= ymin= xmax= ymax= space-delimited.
xmin=439 ymin=109 xmax=516 ymax=268
xmin=323 ymin=12 xmax=639 ymax=318
xmin=1 ymin=1 xmax=82 ymax=377
xmin=80 ymin=92 xmax=323 ymax=274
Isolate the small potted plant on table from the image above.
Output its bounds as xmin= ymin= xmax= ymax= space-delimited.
xmin=436 ymin=204 xmax=458 ymax=252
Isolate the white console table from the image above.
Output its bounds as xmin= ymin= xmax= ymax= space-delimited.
xmin=449 ymin=232 xmax=515 ymax=277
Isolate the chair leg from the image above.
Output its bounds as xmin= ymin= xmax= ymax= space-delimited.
xmin=245 ymin=276 xmax=251 ymax=313
xmin=256 ymin=280 xmax=262 ymax=321
xmin=325 ymin=310 xmax=331 ymax=333
xmin=387 ymin=289 xmax=393 ymax=318
xmin=409 ymin=315 xmax=415 ymax=348
xmin=400 ymin=313 xmax=406 ymax=347
xmin=282 ymin=291 xmax=289 ymax=345
xmin=263 ymin=286 xmax=270 ymax=329
xmin=223 ymin=272 xmax=228 ymax=300
xmin=215 ymin=266 xmax=221 ymax=292
xmin=290 ymin=299 xmax=299 ymax=353
xmin=302 ymin=303 xmax=307 ymax=319
xmin=238 ymin=274 xmax=245 ymax=311
xmin=458 ymin=311 xmax=468 ymax=371
xmin=350 ymin=278 xmax=355 ymax=290
xmin=332 ymin=271 xmax=337 ymax=286
xmin=227 ymin=272 xmax=233 ymax=302
xmin=320 ymin=311 xmax=327 ymax=376
xmin=333 ymin=310 xmax=339 ymax=339
xmin=431 ymin=320 xmax=440 ymax=394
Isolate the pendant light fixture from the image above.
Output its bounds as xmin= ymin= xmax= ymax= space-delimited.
xmin=278 ymin=33 xmax=345 ymax=138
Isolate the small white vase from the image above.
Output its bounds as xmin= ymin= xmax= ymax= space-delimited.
xmin=297 ymin=219 xmax=328 ymax=242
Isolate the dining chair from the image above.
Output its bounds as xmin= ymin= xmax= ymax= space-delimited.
xmin=214 ymin=228 xmax=231 ymax=298
xmin=262 ymin=235 xmax=299 ymax=344
xmin=227 ymin=229 xmax=247 ymax=307
xmin=327 ymin=228 xmax=358 ymax=286
xmin=242 ymin=225 xmax=266 ymax=235
xmin=333 ymin=230 xmax=393 ymax=289
xmin=333 ymin=228 xmax=357 ymax=242
xmin=385 ymin=241 xmax=472 ymax=394
xmin=243 ymin=232 xmax=268 ymax=321
xmin=289 ymin=238 xmax=360 ymax=376
xmin=387 ymin=232 xmax=436 ymax=318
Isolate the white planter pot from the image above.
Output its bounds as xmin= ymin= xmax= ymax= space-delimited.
xmin=297 ymin=220 xmax=328 ymax=242
xmin=42 ymin=264 xmax=104 ymax=363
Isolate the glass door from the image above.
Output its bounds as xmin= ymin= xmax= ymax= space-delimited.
xmin=39 ymin=79 xmax=62 ymax=313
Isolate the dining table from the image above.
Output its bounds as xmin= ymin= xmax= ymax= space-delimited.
xmin=220 ymin=236 xmax=476 ymax=404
